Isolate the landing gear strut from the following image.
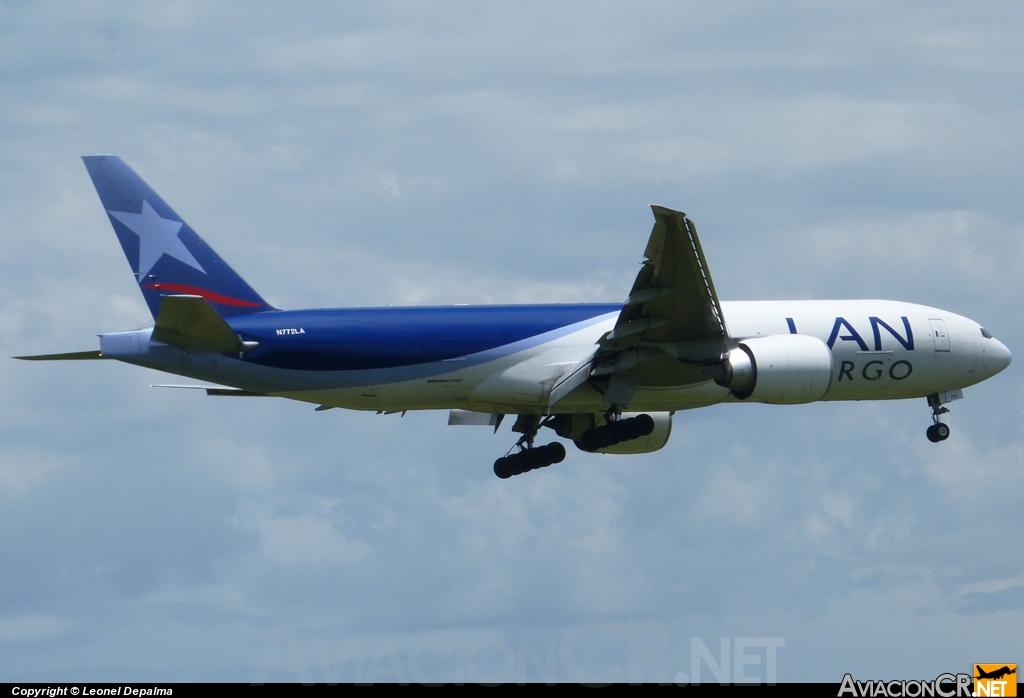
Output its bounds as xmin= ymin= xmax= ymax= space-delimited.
xmin=926 ymin=394 xmax=951 ymax=443
xmin=493 ymin=415 xmax=566 ymax=479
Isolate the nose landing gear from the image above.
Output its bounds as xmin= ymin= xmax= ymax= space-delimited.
xmin=926 ymin=393 xmax=952 ymax=443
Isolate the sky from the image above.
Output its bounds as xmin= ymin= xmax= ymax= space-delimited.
xmin=2 ymin=0 xmax=1023 ymax=683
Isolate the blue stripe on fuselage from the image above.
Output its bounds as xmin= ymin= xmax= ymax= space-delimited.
xmin=227 ymin=304 xmax=621 ymax=371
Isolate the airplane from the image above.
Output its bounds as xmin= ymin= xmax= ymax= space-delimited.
xmin=17 ymin=156 xmax=1012 ymax=478
xmin=975 ymin=666 xmax=1016 ymax=681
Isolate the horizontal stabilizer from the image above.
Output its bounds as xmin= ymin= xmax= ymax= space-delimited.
xmin=14 ymin=350 xmax=104 ymax=361
xmin=152 ymin=295 xmax=256 ymax=353
xmin=150 ymin=383 xmax=267 ymax=396
xmin=207 ymin=388 xmax=266 ymax=396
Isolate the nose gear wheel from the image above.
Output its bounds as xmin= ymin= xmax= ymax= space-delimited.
xmin=925 ymin=394 xmax=952 ymax=443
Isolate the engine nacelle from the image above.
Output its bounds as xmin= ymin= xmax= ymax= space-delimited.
xmin=570 ymin=411 xmax=673 ymax=454
xmin=711 ymin=334 xmax=833 ymax=404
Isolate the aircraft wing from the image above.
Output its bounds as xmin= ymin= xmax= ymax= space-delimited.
xmin=597 ymin=206 xmax=728 ymax=369
xmin=577 ymin=206 xmax=731 ymax=401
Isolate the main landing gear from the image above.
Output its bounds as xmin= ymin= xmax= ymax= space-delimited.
xmin=493 ymin=442 xmax=566 ymax=478
xmin=493 ymin=415 xmax=566 ymax=479
xmin=491 ymin=408 xmax=658 ymax=478
xmin=926 ymin=394 xmax=951 ymax=443
xmin=576 ymin=412 xmax=655 ymax=452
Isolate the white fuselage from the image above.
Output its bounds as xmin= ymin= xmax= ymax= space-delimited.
xmin=103 ymin=299 xmax=1011 ymax=416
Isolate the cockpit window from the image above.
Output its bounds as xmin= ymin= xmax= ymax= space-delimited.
xmin=980 ymin=328 xmax=993 ymax=339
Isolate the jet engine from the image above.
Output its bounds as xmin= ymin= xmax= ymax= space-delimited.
xmin=709 ymin=334 xmax=833 ymax=404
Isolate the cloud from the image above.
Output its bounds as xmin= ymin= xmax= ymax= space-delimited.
xmin=0 ymin=615 xmax=74 ymax=645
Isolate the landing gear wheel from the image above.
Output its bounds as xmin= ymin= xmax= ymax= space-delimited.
xmin=926 ymin=423 xmax=951 ymax=443
xmin=493 ymin=458 xmax=513 ymax=479
xmin=577 ymin=413 xmax=655 ymax=452
xmin=493 ymin=442 xmax=567 ymax=478
xmin=547 ymin=442 xmax=566 ymax=464
xmin=926 ymin=394 xmax=954 ymax=443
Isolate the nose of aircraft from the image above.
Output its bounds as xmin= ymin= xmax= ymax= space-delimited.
xmin=985 ymin=338 xmax=1012 ymax=375
xmin=995 ymin=339 xmax=1012 ymax=370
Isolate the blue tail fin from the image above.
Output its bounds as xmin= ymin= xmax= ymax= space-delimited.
xmin=82 ymin=155 xmax=273 ymax=319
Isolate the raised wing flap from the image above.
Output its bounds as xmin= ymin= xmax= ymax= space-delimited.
xmin=604 ymin=206 xmax=727 ymax=357
xmin=151 ymin=295 xmax=252 ymax=353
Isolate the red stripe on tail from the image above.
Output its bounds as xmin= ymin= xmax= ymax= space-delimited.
xmin=142 ymin=283 xmax=266 ymax=308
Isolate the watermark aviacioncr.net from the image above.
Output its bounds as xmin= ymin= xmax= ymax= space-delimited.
xmin=252 ymin=619 xmax=784 ymax=685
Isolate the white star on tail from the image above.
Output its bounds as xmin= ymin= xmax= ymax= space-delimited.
xmin=107 ymin=199 xmax=205 ymax=279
